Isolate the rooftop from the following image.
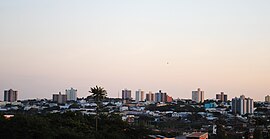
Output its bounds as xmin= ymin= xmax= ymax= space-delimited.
xmin=186 ymin=132 xmax=208 ymax=137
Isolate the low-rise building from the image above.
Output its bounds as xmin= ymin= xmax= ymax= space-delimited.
xmin=204 ymin=102 xmax=217 ymax=109
xmin=186 ymin=132 xmax=208 ymax=139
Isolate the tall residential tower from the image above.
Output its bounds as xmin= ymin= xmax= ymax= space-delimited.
xmin=65 ymin=87 xmax=77 ymax=101
xmin=265 ymin=95 xmax=270 ymax=103
xmin=192 ymin=88 xmax=204 ymax=103
xmin=122 ymin=89 xmax=132 ymax=100
xmin=216 ymin=92 xmax=228 ymax=102
xmin=232 ymin=95 xmax=254 ymax=115
xmin=135 ymin=89 xmax=144 ymax=102
xmin=155 ymin=90 xmax=167 ymax=102
xmin=4 ymin=89 xmax=18 ymax=102
xmin=146 ymin=91 xmax=155 ymax=102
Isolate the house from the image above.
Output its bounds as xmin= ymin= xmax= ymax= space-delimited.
xmin=186 ymin=132 xmax=208 ymax=139
xmin=204 ymin=102 xmax=217 ymax=109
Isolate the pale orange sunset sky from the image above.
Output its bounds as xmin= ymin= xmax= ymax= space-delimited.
xmin=0 ymin=0 xmax=270 ymax=101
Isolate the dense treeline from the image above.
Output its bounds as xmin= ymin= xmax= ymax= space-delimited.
xmin=0 ymin=112 xmax=149 ymax=139
xmin=145 ymin=104 xmax=205 ymax=112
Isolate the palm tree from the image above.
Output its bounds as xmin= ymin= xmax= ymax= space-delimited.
xmin=89 ymin=85 xmax=107 ymax=131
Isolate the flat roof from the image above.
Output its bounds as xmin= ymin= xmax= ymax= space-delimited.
xmin=186 ymin=132 xmax=208 ymax=137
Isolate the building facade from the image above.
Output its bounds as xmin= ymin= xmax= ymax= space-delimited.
xmin=192 ymin=88 xmax=204 ymax=103
xmin=166 ymin=95 xmax=173 ymax=103
xmin=53 ymin=92 xmax=67 ymax=104
xmin=122 ymin=89 xmax=132 ymax=100
xmin=155 ymin=90 xmax=167 ymax=102
xmin=216 ymin=92 xmax=228 ymax=102
xmin=4 ymin=89 xmax=18 ymax=102
xmin=265 ymin=95 xmax=270 ymax=103
xmin=186 ymin=132 xmax=208 ymax=139
xmin=146 ymin=91 xmax=155 ymax=102
xmin=135 ymin=89 xmax=144 ymax=102
xmin=232 ymin=95 xmax=254 ymax=115
xmin=65 ymin=87 xmax=77 ymax=101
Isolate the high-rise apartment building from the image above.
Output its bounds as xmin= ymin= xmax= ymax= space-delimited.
xmin=192 ymin=88 xmax=204 ymax=103
xmin=4 ymin=89 xmax=18 ymax=102
xmin=155 ymin=90 xmax=167 ymax=102
xmin=265 ymin=95 xmax=270 ymax=103
xmin=146 ymin=91 xmax=155 ymax=102
xmin=122 ymin=89 xmax=132 ymax=100
xmin=65 ymin=87 xmax=77 ymax=101
xmin=232 ymin=95 xmax=254 ymax=115
xmin=216 ymin=92 xmax=228 ymax=102
xmin=135 ymin=89 xmax=144 ymax=102
xmin=53 ymin=92 xmax=67 ymax=104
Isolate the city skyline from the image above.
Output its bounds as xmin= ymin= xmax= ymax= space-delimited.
xmin=1 ymin=1 xmax=270 ymax=101
xmin=0 ymin=87 xmax=265 ymax=102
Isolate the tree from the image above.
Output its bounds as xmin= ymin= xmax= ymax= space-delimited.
xmin=253 ymin=128 xmax=263 ymax=139
xmin=216 ymin=124 xmax=228 ymax=139
xmin=89 ymin=86 xmax=107 ymax=102
xmin=89 ymin=85 xmax=107 ymax=131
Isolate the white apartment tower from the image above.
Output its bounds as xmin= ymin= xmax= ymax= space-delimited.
xmin=135 ymin=89 xmax=144 ymax=102
xmin=65 ymin=87 xmax=77 ymax=101
xmin=192 ymin=88 xmax=204 ymax=103
xmin=232 ymin=95 xmax=254 ymax=115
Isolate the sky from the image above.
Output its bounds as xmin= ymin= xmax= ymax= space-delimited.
xmin=0 ymin=0 xmax=270 ymax=101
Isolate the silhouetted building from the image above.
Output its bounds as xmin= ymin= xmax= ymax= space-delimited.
xmin=192 ymin=88 xmax=204 ymax=103
xmin=216 ymin=92 xmax=228 ymax=102
xmin=53 ymin=92 xmax=67 ymax=104
xmin=232 ymin=95 xmax=254 ymax=115
xmin=4 ymin=89 xmax=18 ymax=102
xmin=122 ymin=89 xmax=132 ymax=100
xmin=66 ymin=87 xmax=77 ymax=101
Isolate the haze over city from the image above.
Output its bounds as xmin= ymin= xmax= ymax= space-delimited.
xmin=0 ymin=0 xmax=270 ymax=101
